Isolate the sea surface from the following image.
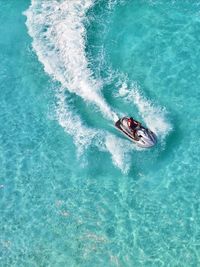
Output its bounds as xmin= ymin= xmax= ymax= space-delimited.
xmin=0 ymin=0 xmax=200 ymax=266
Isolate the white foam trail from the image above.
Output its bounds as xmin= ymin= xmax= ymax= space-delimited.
xmin=24 ymin=0 xmax=118 ymax=122
xmin=118 ymin=82 xmax=172 ymax=139
xmin=25 ymin=0 xmax=166 ymax=173
xmin=105 ymin=135 xmax=132 ymax=173
xmin=55 ymin=88 xmax=98 ymax=155
xmin=56 ymin=87 xmax=133 ymax=172
xmin=24 ymin=0 xmax=133 ymax=172
xmin=132 ymin=90 xmax=172 ymax=138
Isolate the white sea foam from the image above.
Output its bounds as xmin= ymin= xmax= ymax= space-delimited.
xmin=118 ymin=82 xmax=172 ymax=139
xmin=24 ymin=0 xmax=171 ymax=172
xmin=56 ymin=87 xmax=132 ymax=171
xmin=24 ymin=0 xmax=132 ymax=171
xmin=105 ymin=135 xmax=136 ymax=173
xmin=55 ymin=88 xmax=98 ymax=155
xmin=105 ymin=69 xmax=171 ymax=141
xmin=24 ymin=0 xmax=118 ymax=122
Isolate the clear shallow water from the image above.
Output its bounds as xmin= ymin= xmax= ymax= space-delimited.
xmin=0 ymin=0 xmax=200 ymax=266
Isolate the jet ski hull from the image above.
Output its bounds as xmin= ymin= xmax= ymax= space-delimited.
xmin=115 ymin=117 xmax=157 ymax=148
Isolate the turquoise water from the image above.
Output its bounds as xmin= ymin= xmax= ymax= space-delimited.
xmin=1 ymin=0 xmax=200 ymax=266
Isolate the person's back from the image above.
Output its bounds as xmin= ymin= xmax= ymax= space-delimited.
xmin=127 ymin=117 xmax=140 ymax=129
xmin=127 ymin=117 xmax=141 ymax=140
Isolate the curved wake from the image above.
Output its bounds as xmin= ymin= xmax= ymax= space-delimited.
xmin=24 ymin=0 xmax=117 ymax=122
xmin=24 ymin=0 xmax=172 ymax=172
xmin=118 ymin=82 xmax=172 ymax=139
xmin=56 ymin=86 xmax=133 ymax=172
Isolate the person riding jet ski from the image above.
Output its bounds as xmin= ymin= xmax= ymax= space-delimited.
xmin=127 ymin=117 xmax=141 ymax=140
xmin=115 ymin=116 xmax=157 ymax=148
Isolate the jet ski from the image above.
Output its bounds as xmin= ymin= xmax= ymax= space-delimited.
xmin=115 ymin=117 xmax=157 ymax=148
